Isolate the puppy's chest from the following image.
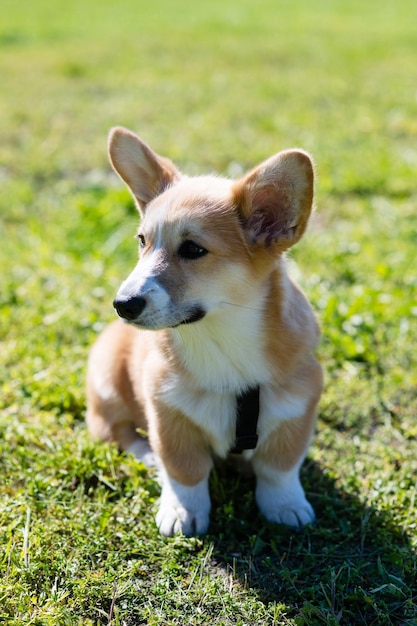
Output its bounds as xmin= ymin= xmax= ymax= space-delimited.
xmin=159 ymin=373 xmax=308 ymax=458
xmin=161 ymin=379 xmax=237 ymax=457
xmin=172 ymin=316 xmax=271 ymax=393
xmin=158 ymin=312 xmax=284 ymax=456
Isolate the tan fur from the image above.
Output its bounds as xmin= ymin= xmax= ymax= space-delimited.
xmin=256 ymin=358 xmax=323 ymax=472
xmin=86 ymin=127 xmax=323 ymax=536
xmin=148 ymin=402 xmax=213 ymax=486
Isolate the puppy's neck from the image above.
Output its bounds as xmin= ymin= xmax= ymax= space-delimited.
xmin=163 ymin=265 xmax=287 ymax=394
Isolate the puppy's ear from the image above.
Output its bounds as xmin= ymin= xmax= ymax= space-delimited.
xmin=233 ymin=150 xmax=314 ymax=251
xmin=108 ymin=127 xmax=181 ymax=212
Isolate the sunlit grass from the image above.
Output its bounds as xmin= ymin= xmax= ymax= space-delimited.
xmin=1 ymin=0 xmax=416 ymax=624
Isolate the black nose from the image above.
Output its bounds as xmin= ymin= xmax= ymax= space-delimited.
xmin=113 ymin=295 xmax=147 ymax=321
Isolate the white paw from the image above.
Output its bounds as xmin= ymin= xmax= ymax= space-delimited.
xmin=125 ymin=438 xmax=160 ymax=469
xmin=255 ymin=466 xmax=315 ymax=528
xmin=259 ymin=496 xmax=315 ymax=528
xmin=156 ymin=474 xmax=211 ymax=537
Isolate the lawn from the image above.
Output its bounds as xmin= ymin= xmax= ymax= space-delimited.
xmin=1 ymin=0 xmax=416 ymax=624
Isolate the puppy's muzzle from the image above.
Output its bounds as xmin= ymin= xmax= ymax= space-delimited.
xmin=113 ymin=294 xmax=146 ymax=321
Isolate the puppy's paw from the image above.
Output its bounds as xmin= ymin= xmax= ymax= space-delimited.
xmin=126 ymin=438 xmax=160 ymax=468
xmin=255 ymin=469 xmax=315 ymax=529
xmin=156 ymin=474 xmax=211 ymax=537
xmin=259 ymin=496 xmax=315 ymax=528
xmin=156 ymin=502 xmax=210 ymax=537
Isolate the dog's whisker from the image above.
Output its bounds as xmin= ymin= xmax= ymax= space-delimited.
xmin=220 ymin=301 xmax=260 ymax=312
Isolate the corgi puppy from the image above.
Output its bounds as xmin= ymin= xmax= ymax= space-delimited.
xmin=86 ymin=127 xmax=322 ymax=537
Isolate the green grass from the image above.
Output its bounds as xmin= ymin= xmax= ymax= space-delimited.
xmin=1 ymin=0 xmax=416 ymax=624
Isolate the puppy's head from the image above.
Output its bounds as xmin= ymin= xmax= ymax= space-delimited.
xmin=108 ymin=127 xmax=314 ymax=330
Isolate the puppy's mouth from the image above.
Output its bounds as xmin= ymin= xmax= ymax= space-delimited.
xmin=177 ymin=306 xmax=206 ymax=326
xmin=120 ymin=305 xmax=206 ymax=329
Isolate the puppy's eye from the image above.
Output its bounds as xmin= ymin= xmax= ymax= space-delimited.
xmin=136 ymin=233 xmax=146 ymax=248
xmin=178 ymin=240 xmax=208 ymax=260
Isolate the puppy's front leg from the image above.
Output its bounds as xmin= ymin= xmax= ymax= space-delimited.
xmin=156 ymin=471 xmax=211 ymax=537
xmin=253 ymin=401 xmax=318 ymax=528
xmin=254 ymin=459 xmax=315 ymax=528
xmin=149 ymin=403 xmax=213 ymax=537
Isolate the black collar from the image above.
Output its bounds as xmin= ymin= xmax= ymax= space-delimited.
xmin=230 ymin=386 xmax=260 ymax=454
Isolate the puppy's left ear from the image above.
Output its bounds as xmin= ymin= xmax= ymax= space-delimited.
xmin=233 ymin=149 xmax=314 ymax=251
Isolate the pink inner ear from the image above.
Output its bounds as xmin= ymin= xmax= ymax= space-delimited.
xmin=246 ymin=185 xmax=294 ymax=246
xmin=246 ymin=207 xmax=292 ymax=246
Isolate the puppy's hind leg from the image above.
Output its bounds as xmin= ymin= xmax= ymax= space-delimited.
xmin=125 ymin=437 xmax=160 ymax=470
xmin=86 ymin=322 xmax=157 ymax=467
xmin=86 ymin=384 xmax=157 ymax=467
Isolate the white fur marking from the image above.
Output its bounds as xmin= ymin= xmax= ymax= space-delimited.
xmin=172 ymin=291 xmax=271 ymax=393
xmin=253 ymin=459 xmax=315 ymax=527
xmin=125 ymin=439 xmax=161 ymax=470
xmin=156 ymin=471 xmax=211 ymax=536
xmin=120 ymin=253 xmax=170 ymax=309
xmin=257 ymin=388 xmax=310 ymax=445
xmin=160 ymin=376 xmax=236 ymax=457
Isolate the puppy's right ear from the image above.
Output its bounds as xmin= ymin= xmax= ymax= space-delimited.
xmin=108 ymin=127 xmax=181 ymax=212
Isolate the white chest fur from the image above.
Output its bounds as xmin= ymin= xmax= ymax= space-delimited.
xmin=160 ymin=373 xmax=310 ymax=459
xmin=171 ymin=300 xmax=271 ymax=393
xmin=158 ymin=273 xmax=310 ymax=458
xmin=160 ymin=303 xmax=270 ymax=457
xmin=159 ymin=376 xmax=237 ymax=457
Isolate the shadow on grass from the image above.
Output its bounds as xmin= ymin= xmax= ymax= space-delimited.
xmin=207 ymin=460 xmax=416 ymax=625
